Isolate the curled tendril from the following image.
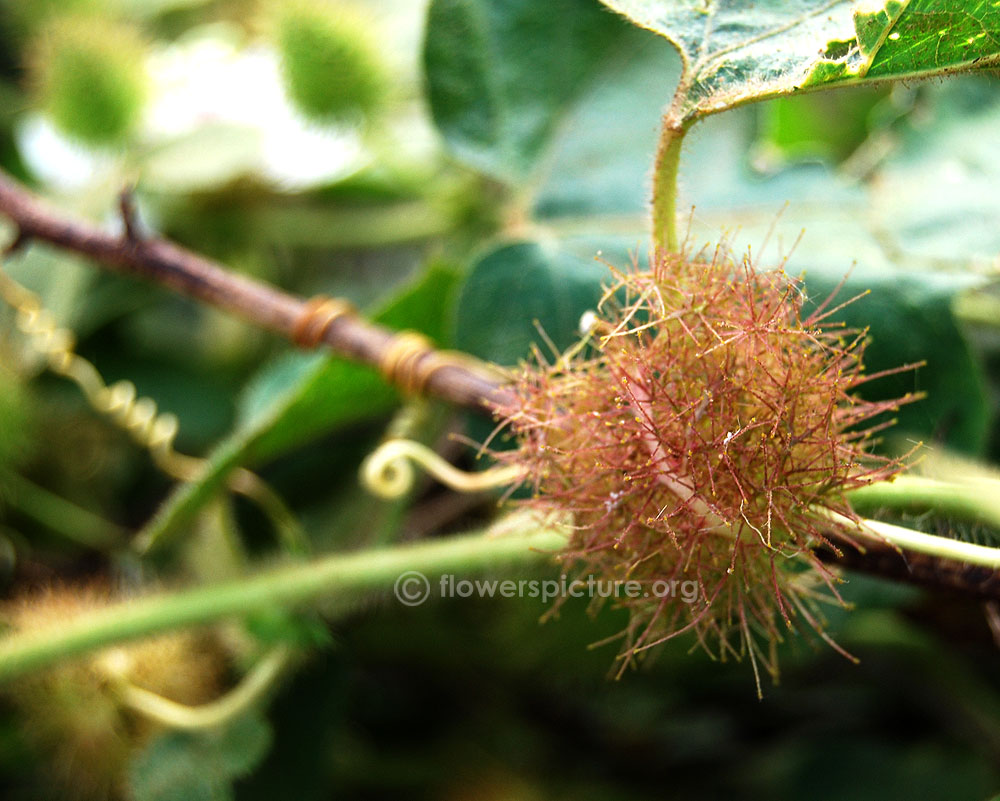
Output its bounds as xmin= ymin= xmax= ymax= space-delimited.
xmin=0 ymin=260 xmax=306 ymax=555
xmin=361 ymin=438 xmax=526 ymax=499
xmin=102 ymin=645 xmax=293 ymax=730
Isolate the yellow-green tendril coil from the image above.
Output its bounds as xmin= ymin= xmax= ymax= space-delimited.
xmin=0 ymin=261 xmax=306 ymax=555
xmin=361 ymin=438 xmax=526 ymax=499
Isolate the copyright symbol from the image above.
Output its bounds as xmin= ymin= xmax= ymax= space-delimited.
xmin=394 ymin=571 xmax=430 ymax=606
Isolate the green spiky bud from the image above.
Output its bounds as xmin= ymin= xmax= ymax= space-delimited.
xmin=28 ymin=17 xmax=149 ymax=148
xmin=272 ymin=0 xmax=387 ymax=124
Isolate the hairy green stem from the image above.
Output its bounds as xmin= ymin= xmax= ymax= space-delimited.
xmin=0 ymin=526 xmax=566 ymax=683
xmin=848 ymin=474 xmax=1000 ymax=532
xmin=837 ymin=513 xmax=1000 ymax=570
xmin=651 ymin=117 xmax=691 ymax=253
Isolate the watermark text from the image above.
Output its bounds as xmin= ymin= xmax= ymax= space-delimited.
xmin=393 ymin=572 xmax=699 ymax=607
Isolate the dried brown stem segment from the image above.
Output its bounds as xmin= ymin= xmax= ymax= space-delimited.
xmin=0 ymin=168 xmax=509 ymax=411
xmin=817 ymin=537 xmax=1000 ymax=600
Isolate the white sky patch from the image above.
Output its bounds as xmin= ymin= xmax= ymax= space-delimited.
xmin=144 ymin=26 xmax=367 ymax=189
xmin=15 ymin=115 xmax=116 ymax=192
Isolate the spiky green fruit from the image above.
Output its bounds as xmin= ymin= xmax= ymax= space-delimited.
xmin=494 ymin=249 xmax=912 ymax=686
xmin=28 ymin=17 xmax=148 ymax=147
xmin=273 ymin=0 xmax=387 ymax=124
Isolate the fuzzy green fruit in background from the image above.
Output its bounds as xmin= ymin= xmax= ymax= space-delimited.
xmin=28 ymin=17 xmax=148 ymax=147
xmin=273 ymin=0 xmax=387 ymax=124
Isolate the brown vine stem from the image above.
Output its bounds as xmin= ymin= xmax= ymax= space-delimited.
xmin=0 ymin=169 xmax=999 ymax=602
xmin=0 ymin=168 xmax=513 ymax=414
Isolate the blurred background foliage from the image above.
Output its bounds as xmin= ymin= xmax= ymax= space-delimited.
xmin=0 ymin=0 xmax=999 ymax=798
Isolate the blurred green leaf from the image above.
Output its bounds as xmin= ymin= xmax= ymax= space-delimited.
xmin=453 ymin=240 xmax=606 ymax=365
xmin=2 ymin=245 xmax=94 ymax=327
xmin=868 ymin=77 xmax=1000 ymax=262
xmin=532 ymin=26 xmax=679 ymax=220
xmin=424 ymin=0 xmax=634 ymax=182
xmin=425 ymin=0 xmax=683 ymax=222
xmin=111 ymin=0 xmax=213 ymax=16
xmin=244 ymin=608 xmax=332 ymax=649
xmin=801 ymin=265 xmax=990 ymax=454
xmin=0 ymin=367 xmax=34 ymax=472
xmin=755 ymin=87 xmax=890 ymax=166
xmin=128 ymin=712 xmax=272 ymax=801
xmin=678 ymin=77 xmax=1000 ymax=276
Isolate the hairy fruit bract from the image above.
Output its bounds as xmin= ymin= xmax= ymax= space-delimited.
xmin=493 ymin=248 xmax=913 ymax=685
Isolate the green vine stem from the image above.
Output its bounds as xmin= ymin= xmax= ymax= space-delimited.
xmin=1 ymin=496 xmax=998 ymax=683
xmin=0 ymin=526 xmax=567 ymax=683
xmin=3 ymin=471 xmax=125 ymax=549
xmin=828 ymin=511 xmax=1000 ymax=570
xmin=651 ymin=116 xmax=692 ymax=253
xmin=849 ymin=474 xmax=1000 ymax=532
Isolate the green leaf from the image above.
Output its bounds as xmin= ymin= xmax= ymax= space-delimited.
xmin=425 ymin=0 xmax=683 ymax=222
xmin=423 ymin=0 xmax=636 ymax=182
xmin=755 ymin=86 xmax=890 ymax=166
xmin=532 ymin=27 xmax=679 ymax=219
xmin=860 ymin=1 xmax=1000 ymax=79
xmin=453 ymin=240 xmax=607 ymax=366
xmin=243 ymin=608 xmax=332 ymax=649
xmin=599 ymin=0 xmax=1000 ymax=121
xmin=139 ymin=263 xmax=459 ymax=551
xmin=128 ymin=713 xmax=272 ymax=801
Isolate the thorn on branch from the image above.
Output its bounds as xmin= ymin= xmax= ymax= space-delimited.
xmin=119 ymin=186 xmax=142 ymax=243
xmin=3 ymin=229 xmax=31 ymax=258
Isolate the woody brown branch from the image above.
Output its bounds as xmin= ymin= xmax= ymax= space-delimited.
xmin=0 ymin=168 xmax=511 ymax=413
xmin=0 ymin=167 xmax=998 ymax=603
